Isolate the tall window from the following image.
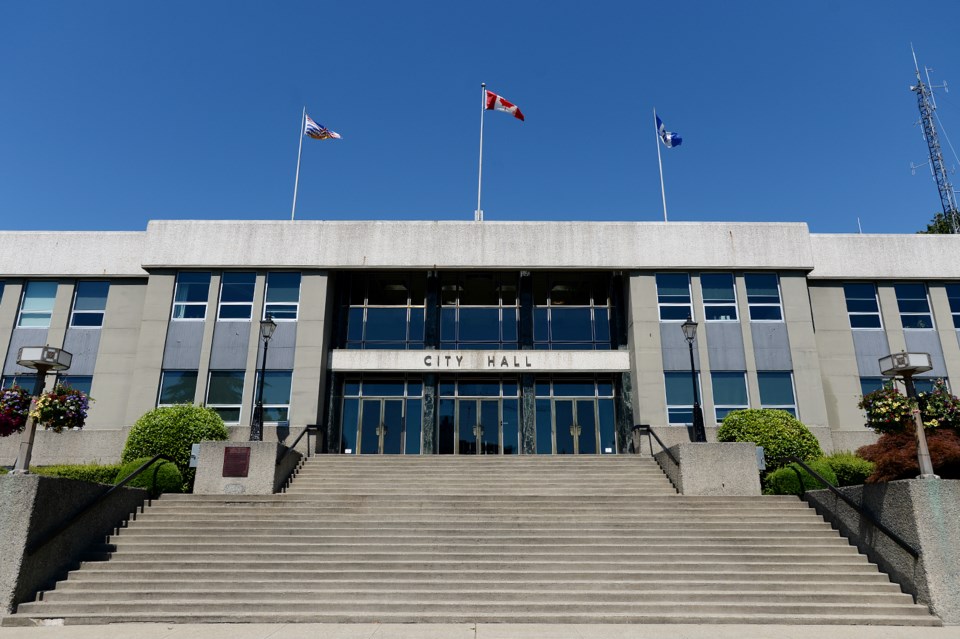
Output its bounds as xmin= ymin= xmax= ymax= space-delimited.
xmin=346 ymin=273 xmax=425 ymax=349
xmin=843 ymin=283 xmax=882 ymax=329
xmin=700 ymin=273 xmax=738 ymax=321
xmin=895 ymin=283 xmax=934 ymax=329
xmin=533 ymin=273 xmax=611 ymax=350
xmin=206 ymin=371 xmax=245 ymax=422
xmin=171 ymin=272 xmax=211 ymax=320
xmin=664 ymin=371 xmax=700 ymax=425
xmin=265 ymin=272 xmax=301 ymax=320
xmin=70 ymin=281 xmax=109 ymax=327
xmin=712 ymin=372 xmax=748 ymax=421
xmin=217 ymin=272 xmax=255 ymax=320
xmin=157 ymin=370 xmax=198 ymax=406
xmin=443 ymin=272 xmax=519 ymax=350
xmin=947 ymin=284 xmax=960 ymax=329
xmin=745 ymin=273 xmax=783 ymax=321
xmin=758 ymin=371 xmax=796 ymax=416
xmin=18 ymin=281 xmax=58 ymax=328
xmin=255 ymin=370 xmax=293 ymax=422
xmin=656 ymin=273 xmax=692 ymax=321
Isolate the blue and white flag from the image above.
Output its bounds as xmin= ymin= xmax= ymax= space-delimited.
xmin=304 ymin=114 xmax=341 ymax=140
xmin=656 ymin=114 xmax=682 ymax=148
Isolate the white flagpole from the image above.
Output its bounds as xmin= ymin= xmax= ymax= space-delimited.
xmin=475 ymin=83 xmax=486 ymax=222
xmin=291 ymin=106 xmax=306 ymax=221
xmin=655 ymin=108 xmax=668 ymax=222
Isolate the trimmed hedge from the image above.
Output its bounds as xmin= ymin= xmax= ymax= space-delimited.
xmin=717 ymin=409 xmax=823 ymax=471
xmin=31 ymin=463 xmax=123 ymax=484
xmin=822 ymin=451 xmax=874 ymax=487
xmin=115 ymin=457 xmax=183 ymax=495
xmin=763 ymin=460 xmax=838 ymax=495
xmin=122 ymin=404 xmax=228 ymax=491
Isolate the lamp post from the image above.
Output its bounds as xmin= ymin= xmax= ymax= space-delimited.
xmin=681 ymin=317 xmax=707 ymax=443
xmin=249 ymin=314 xmax=277 ymax=442
xmin=12 ymin=346 xmax=73 ymax=474
xmin=879 ymin=351 xmax=938 ymax=480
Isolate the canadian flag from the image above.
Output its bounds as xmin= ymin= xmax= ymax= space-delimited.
xmin=485 ymin=90 xmax=525 ymax=121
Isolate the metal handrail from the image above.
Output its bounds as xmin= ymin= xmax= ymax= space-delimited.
xmin=786 ymin=455 xmax=919 ymax=559
xmin=26 ymin=454 xmax=175 ymax=556
xmin=633 ymin=424 xmax=680 ymax=467
xmin=276 ymin=424 xmax=317 ymax=466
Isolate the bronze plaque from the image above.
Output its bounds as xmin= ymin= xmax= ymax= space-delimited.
xmin=222 ymin=446 xmax=251 ymax=477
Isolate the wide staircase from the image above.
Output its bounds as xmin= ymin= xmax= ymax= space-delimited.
xmin=5 ymin=456 xmax=940 ymax=626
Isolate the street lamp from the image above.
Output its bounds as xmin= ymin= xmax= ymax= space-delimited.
xmin=681 ymin=316 xmax=707 ymax=443
xmin=249 ymin=314 xmax=277 ymax=442
xmin=879 ymin=351 xmax=938 ymax=480
xmin=12 ymin=346 xmax=73 ymax=474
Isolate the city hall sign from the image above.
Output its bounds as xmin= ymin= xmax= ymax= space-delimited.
xmin=329 ymin=350 xmax=630 ymax=373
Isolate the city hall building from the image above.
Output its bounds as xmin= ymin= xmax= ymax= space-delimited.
xmin=2 ymin=219 xmax=959 ymax=461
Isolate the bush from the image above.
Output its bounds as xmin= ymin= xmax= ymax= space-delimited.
xmin=115 ymin=457 xmax=183 ymax=495
xmin=717 ymin=409 xmax=823 ymax=471
xmin=822 ymin=451 xmax=874 ymax=487
xmin=763 ymin=460 xmax=838 ymax=495
xmin=31 ymin=463 xmax=123 ymax=484
xmin=122 ymin=404 xmax=228 ymax=491
xmin=857 ymin=429 xmax=960 ymax=482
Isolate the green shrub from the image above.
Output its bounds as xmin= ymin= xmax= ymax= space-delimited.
xmin=0 ymin=467 xmax=8 ymax=475
xmin=31 ymin=464 xmax=123 ymax=484
xmin=115 ymin=457 xmax=182 ymax=495
xmin=763 ymin=460 xmax=838 ymax=495
xmin=718 ymin=409 xmax=823 ymax=471
xmin=122 ymin=404 xmax=228 ymax=491
xmin=822 ymin=451 xmax=875 ymax=487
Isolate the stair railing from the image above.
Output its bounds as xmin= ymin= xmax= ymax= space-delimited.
xmin=26 ymin=454 xmax=175 ymax=556
xmin=276 ymin=423 xmax=318 ymax=466
xmin=786 ymin=455 xmax=919 ymax=559
xmin=633 ymin=424 xmax=679 ymax=466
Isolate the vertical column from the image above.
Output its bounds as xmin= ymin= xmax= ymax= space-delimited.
xmin=421 ymin=271 xmax=440 ymax=454
xmin=518 ymin=272 xmax=536 ymax=454
xmin=422 ymin=373 xmax=438 ymax=454
xmin=324 ymin=370 xmax=342 ymax=453
xmin=614 ymin=372 xmax=634 ymax=453
xmin=193 ymin=274 xmax=220 ymax=405
xmin=123 ymin=272 xmax=176 ymax=425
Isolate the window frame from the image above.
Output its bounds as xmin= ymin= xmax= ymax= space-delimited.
xmin=17 ymin=280 xmax=58 ymax=328
xmin=843 ymin=283 xmax=883 ymax=330
xmin=69 ymin=280 xmax=110 ymax=328
xmin=894 ymin=282 xmax=935 ymax=330
xmin=700 ymin=272 xmax=739 ymax=322
xmin=156 ymin=370 xmax=199 ymax=406
xmin=171 ymin=272 xmax=211 ymax=321
xmin=744 ymin=272 xmax=784 ymax=322
xmin=946 ymin=283 xmax=960 ymax=329
xmin=253 ymin=370 xmax=293 ymax=423
xmin=664 ymin=370 xmax=702 ymax=425
xmin=711 ymin=371 xmax=749 ymax=422
xmin=656 ymin=273 xmax=693 ymax=322
xmin=264 ymin=272 xmax=302 ymax=322
xmin=757 ymin=371 xmax=798 ymax=417
xmin=217 ymin=272 xmax=256 ymax=321
xmin=206 ymin=370 xmax=245 ymax=423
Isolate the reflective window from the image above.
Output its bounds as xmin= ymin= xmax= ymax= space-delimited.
xmin=254 ymin=370 xmax=292 ymax=422
xmin=843 ymin=283 xmax=882 ymax=329
xmin=218 ymin=273 xmax=255 ymax=320
xmin=533 ymin=273 xmax=611 ymax=350
xmin=157 ymin=370 xmax=198 ymax=406
xmin=664 ymin=371 xmax=700 ymax=425
xmin=2 ymin=375 xmax=38 ymax=391
xmin=70 ymin=281 xmax=109 ymax=328
xmin=712 ymin=372 xmax=748 ymax=421
xmin=442 ymin=272 xmax=519 ymax=350
xmin=18 ymin=281 xmax=58 ymax=328
xmin=346 ymin=273 xmax=426 ymax=349
xmin=860 ymin=377 xmax=884 ymax=396
xmin=895 ymin=283 xmax=934 ymax=329
xmin=207 ymin=371 xmax=245 ymax=422
xmin=656 ymin=273 xmax=692 ymax=321
xmin=701 ymin=273 xmax=738 ymax=321
xmin=745 ymin=273 xmax=783 ymax=321
xmin=172 ymin=272 xmax=211 ymax=320
xmin=533 ymin=378 xmax=617 ymax=454
xmin=947 ymin=284 xmax=960 ymax=329
xmin=265 ymin=272 xmax=301 ymax=320
xmin=57 ymin=375 xmax=92 ymax=395
xmin=914 ymin=378 xmax=945 ymax=394
xmin=341 ymin=378 xmax=423 ymax=455
xmin=758 ymin=371 xmax=797 ymax=416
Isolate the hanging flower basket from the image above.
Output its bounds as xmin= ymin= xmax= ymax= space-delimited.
xmin=859 ymin=379 xmax=960 ymax=434
xmin=30 ymin=384 xmax=92 ymax=433
xmin=0 ymin=385 xmax=31 ymax=437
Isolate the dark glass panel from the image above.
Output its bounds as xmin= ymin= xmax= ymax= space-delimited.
xmin=846 ymin=299 xmax=879 ymax=313
xmin=213 ymin=407 xmax=241 ymax=422
xmin=409 ymin=274 xmax=426 ymax=306
xmin=898 ymin=299 xmax=930 ymax=313
xmin=438 ymin=399 xmax=456 ymax=454
xmin=550 ymin=308 xmax=593 ymax=341
xmin=849 ymin=314 xmax=882 ymax=329
xmin=367 ymin=275 xmax=409 ymax=305
xmin=700 ymin=273 xmax=735 ymax=302
xmin=365 ymin=308 xmax=408 ymax=341
xmin=598 ymin=399 xmax=616 ymax=454
xmin=502 ymin=400 xmax=519 ymax=455
xmin=58 ymin=375 xmax=93 ymax=395
xmin=350 ymin=274 xmax=366 ymax=305
xmin=576 ymin=400 xmax=597 ymax=454
xmin=502 ymin=308 xmax=518 ymax=343
xmin=749 ymin=306 xmax=783 ymax=321
xmin=535 ymin=399 xmax=552 ymax=454
xmin=74 ymin=281 xmax=110 ymax=310
xmin=347 ymin=308 xmax=364 ymax=341
xmin=174 ymin=273 xmax=211 ymax=303
xmin=363 ymin=381 xmax=405 ymax=396
xmin=261 ymin=371 xmax=292 ymax=405
xmin=902 ymin=315 xmax=933 ymax=329
xmin=405 ymin=399 xmax=422 ymax=454
xmin=535 ymin=381 xmax=550 ymax=396
xmin=594 ymin=308 xmax=610 ymax=343
xmin=656 ymin=273 xmax=690 ymax=302
xmin=218 ymin=304 xmax=251 ymax=320
xmin=265 ymin=304 xmax=297 ymax=320
xmin=553 ymin=381 xmax=596 ymax=397
xmin=665 ymin=372 xmax=694 ymax=405
xmin=220 ymin=273 xmax=255 ymax=303
xmin=659 ymin=305 xmax=692 ymax=321
xmin=668 ymin=407 xmax=694 ymax=424
xmin=407 ymin=382 xmax=423 ymax=397
xmin=173 ymin=305 xmax=206 ymax=320
xmin=344 ymin=381 xmax=361 ymax=396
xmin=458 ymin=401 xmax=478 ymax=454
xmin=440 ymin=308 xmax=456 ymax=341
xmin=461 ymin=273 xmax=499 ymax=305
xmin=207 ymin=371 xmax=244 ymax=404
xmin=550 ymin=279 xmax=591 ymax=306
xmin=712 ymin=372 xmax=748 ymax=406
xmin=340 ymin=398 xmax=359 ymax=453
xmin=480 ymin=400 xmax=499 ymax=454
xmin=266 ymin=273 xmax=300 ymax=303
xmin=758 ymin=372 xmax=795 ymax=406
xmin=408 ymin=308 xmax=424 ymax=344
xmin=592 ymin=275 xmax=610 ymax=306
xmin=262 ymin=407 xmax=289 ymax=422
xmin=459 ymin=308 xmax=500 ymax=341
xmin=597 ymin=382 xmax=614 ymax=397
xmin=502 ymin=381 xmax=518 ymax=396
xmin=159 ymin=371 xmax=197 ymax=404
xmin=457 ymin=381 xmax=500 ymax=397
xmin=360 ymin=400 xmax=381 ymax=454
xmin=382 ymin=400 xmax=403 ymax=454
xmin=71 ymin=312 xmax=104 ymax=327
xmin=440 ymin=273 xmax=460 ymax=305
xmin=555 ymin=401 xmax=575 ymax=455
xmin=745 ymin=273 xmax=779 ymax=300
xmin=533 ymin=273 xmax=549 ymax=305
xmin=704 ymin=305 xmax=738 ymax=321
xmin=499 ymin=275 xmax=518 ymax=306
xmin=859 ymin=378 xmax=884 ymax=395
xmin=534 ymin=308 xmax=549 ymax=341
xmin=439 ymin=382 xmax=455 ymax=396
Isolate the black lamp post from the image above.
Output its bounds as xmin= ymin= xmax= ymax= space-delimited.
xmin=681 ymin=317 xmax=707 ymax=443
xmin=250 ymin=314 xmax=277 ymax=442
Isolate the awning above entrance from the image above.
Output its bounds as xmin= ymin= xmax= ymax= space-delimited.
xmin=329 ymin=349 xmax=630 ymax=373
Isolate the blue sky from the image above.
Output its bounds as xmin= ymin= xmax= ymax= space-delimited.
xmin=3 ymin=1 xmax=960 ymax=233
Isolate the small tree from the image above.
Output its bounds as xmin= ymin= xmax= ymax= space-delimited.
xmin=717 ymin=409 xmax=823 ymax=472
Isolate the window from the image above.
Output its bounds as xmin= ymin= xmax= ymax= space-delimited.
xmin=843 ymin=283 xmax=882 ymax=329
xmin=895 ymin=283 xmax=934 ymax=329
xmin=57 ymin=375 xmax=93 ymax=395
xmin=265 ymin=272 xmax=301 ymax=320
xmin=947 ymin=284 xmax=960 ymax=329
xmin=656 ymin=273 xmax=692 ymax=321
xmin=444 ymin=272 xmax=520 ymax=350
xmin=70 ymin=281 xmax=109 ymax=327
xmin=254 ymin=370 xmax=292 ymax=422
xmin=218 ymin=272 xmax=255 ymax=320
xmin=157 ymin=370 xmax=198 ymax=406
xmin=1 ymin=375 xmax=38 ymax=391
xmin=700 ymin=273 xmax=738 ymax=321
xmin=712 ymin=372 xmax=748 ymax=421
xmin=18 ymin=281 xmax=57 ymax=327
xmin=0 ymin=282 xmax=4 ymax=304
xmin=664 ymin=371 xmax=700 ymax=425
xmin=758 ymin=371 xmax=796 ymax=416
xmin=860 ymin=377 xmax=885 ymax=396
xmin=346 ymin=273 xmax=425 ymax=349
xmin=745 ymin=273 xmax=783 ymax=321
xmin=533 ymin=273 xmax=611 ymax=350
xmin=914 ymin=378 xmax=945 ymax=394
xmin=172 ymin=272 xmax=211 ymax=320
xmin=532 ymin=377 xmax=617 ymax=454
xmin=206 ymin=371 xmax=245 ymax=422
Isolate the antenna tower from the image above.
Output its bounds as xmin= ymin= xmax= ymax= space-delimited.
xmin=911 ymin=47 xmax=960 ymax=233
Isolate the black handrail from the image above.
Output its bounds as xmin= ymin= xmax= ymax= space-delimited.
xmin=26 ymin=454 xmax=175 ymax=556
xmin=786 ymin=455 xmax=919 ymax=559
xmin=633 ymin=424 xmax=680 ymax=467
xmin=276 ymin=424 xmax=317 ymax=466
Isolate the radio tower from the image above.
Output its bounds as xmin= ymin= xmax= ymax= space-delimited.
xmin=911 ymin=47 xmax=960 ymax=233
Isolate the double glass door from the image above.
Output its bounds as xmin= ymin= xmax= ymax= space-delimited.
xmin=359 ymin=399 xmax=404 ymax=454
xmin=553 ymin=399 xmax=597 ymax=455
xmin=456 ymin=399 xmax=501 ymax=454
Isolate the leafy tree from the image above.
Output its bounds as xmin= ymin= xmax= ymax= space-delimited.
xmin=919 ymin=211 xmax=959 ymax=234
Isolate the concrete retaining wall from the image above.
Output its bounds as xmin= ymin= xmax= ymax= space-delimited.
xmin=0 ymin=430 xmax=128 ymax=467
xmin=653 ymin=442 xmax=761 ymax=496
xmin=193 ymin=441 xmax=303 ymax=495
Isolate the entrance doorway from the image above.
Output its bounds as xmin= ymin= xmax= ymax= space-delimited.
xmin=358 ymin=399 xmax=404 ymax=454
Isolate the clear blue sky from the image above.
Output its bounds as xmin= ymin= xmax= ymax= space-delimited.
xmin=3 ymin=1 xmax=960 ymax=233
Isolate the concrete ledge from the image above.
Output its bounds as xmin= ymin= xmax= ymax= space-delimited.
xmin=0 ymin=475 xmax=146 ymax=614
xmin=805 ymin=480 xmax=960 ymax=624
xmin=0 ymin=430 xmax=128 ymax=467
xmin=654 ymin=443 xmax=761 ymax=496
xmin=193 ymin=441 xmax=303 ymax=495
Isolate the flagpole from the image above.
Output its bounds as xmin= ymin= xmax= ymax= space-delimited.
xmin=655 ymin=108 xmax=668 ymax=222
xmin=291 ymin=106 xmax=306 ymax=221
xmin=476 ymin=82 xmax=486 ymax=222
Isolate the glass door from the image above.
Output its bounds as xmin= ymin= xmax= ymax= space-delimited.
xmin=551 ymin=399 xmax=599 ymax=455
xmin=457 ymin=399 xmax=502 ymax=454
xmin=358 ymin=398 xmax=404 ymax=454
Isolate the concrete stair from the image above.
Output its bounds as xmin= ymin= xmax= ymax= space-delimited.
xmin=3 ymin=455 xmax=940 ymax=626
